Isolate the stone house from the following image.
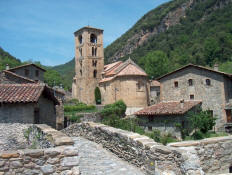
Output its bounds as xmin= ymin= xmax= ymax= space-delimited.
xmin=137 ymin=64 xmax=232 ymax=132
xmin=72 ymin=26 xmax=150 ymax=111
xmin=7 ymin=63 xmax=46 ymax=82
xmin=135 ymin=100 xmax=201 ymax=137
xmin=0 ymin=84 xmax=60 ymax=128
xmin=0 ymin=70 xmax=36 ymax=84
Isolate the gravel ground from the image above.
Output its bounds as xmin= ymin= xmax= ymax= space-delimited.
xmin=0 ymin=123 xmax=31 ymax=151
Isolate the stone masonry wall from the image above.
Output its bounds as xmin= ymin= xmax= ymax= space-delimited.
xmin=63 ymin=122 xmax=232 ymax=175
xmin=63 ymin=122 xmax=186 ymax=175
xmin=169 ymin=136 xmax=232 ymax=175
xmin=0 ymin=124 xmax=80 ymax=175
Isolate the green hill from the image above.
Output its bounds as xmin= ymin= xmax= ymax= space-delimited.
xmin=0 ymin=47 xmax=21 ymax=70
xmin=52 ymin=58 xmax=75 ymax=90
xmin=104 ymin=0 xmax=232 ymax=78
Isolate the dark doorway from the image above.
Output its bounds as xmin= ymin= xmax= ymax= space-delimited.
xmin=64 ymin=117 xmax=68 ymax=128
xmin=34 ymin=108 xmax=40 ymax=124
xmin=229 ymin=165 xmax=232 ymax=173
xmin=226 ymin=110 xmax=232 ymax=123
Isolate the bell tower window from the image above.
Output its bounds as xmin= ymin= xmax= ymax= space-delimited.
xmin=93 ymin=70 xmax=97 ymax=78
xmin=78 ymin=35 xmax=82 ymax=44
xmin=90 ymin=34 xmax=97 ymax=43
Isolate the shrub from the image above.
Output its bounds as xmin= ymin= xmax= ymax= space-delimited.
xmin=94 ymin=87 xmax=101 ymax=104
xmin=160 ymin=133 xmax=178 ymax=145
xmin=188 ymin=108 xmax=217 ymax=134
xmin=100 ymin=100 xmax=127 ymax=118
xmin=64 ymin=104 xmax=96 ymax=112
xmin=69 ymin=114 xmax=84 ymax=123
xmin=192 ymin=130 xmax=204 ymax=140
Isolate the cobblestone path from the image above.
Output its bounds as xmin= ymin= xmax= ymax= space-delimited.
xmin=72 ymin=137 xmax=145 ymax=175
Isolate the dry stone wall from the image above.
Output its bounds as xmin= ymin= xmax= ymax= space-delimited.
xmin=169 ymin=136 xmax=232 ymax=175
xmin=0 ymin=124 xmax=80 ymax=175
xmin=63 ymin=122 xmax=186 ymax=175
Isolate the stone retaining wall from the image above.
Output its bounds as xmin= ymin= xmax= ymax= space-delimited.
xmin=0 ymin=124 xmax=80 ymax=174
xmin=169 ymin=136 xmax=232 ymax=175
xmin=63 ymin=122 xmax=186 ymax=175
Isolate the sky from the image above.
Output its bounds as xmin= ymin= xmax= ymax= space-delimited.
xmin=0 ymin=0 xmax=170 ymax=66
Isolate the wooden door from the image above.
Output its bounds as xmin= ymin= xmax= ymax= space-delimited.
xmin=226 ymin=110 xmax=232 ymax=123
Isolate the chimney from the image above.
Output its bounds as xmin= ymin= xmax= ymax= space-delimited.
xmin=180 ymin=99 xmax=184 ymax=109
xmin=214 ymin=63 xmax=219 ymax=71
xmin=5 ymin=64 xmax=9 ymax=70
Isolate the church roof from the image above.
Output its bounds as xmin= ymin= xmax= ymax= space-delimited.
xmin=101 ymin=58 xmax=147 ymax=83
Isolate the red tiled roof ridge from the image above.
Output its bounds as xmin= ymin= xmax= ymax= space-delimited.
xmin=3 ymin=70 xmax=36 ymax=83
xmin=135 ymin=100 xmax=202 ymax=116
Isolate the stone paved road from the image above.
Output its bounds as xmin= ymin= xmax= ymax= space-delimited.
xmin=72 ymin=137 xmax=145 ymax=175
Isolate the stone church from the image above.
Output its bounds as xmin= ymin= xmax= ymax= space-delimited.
xmin=72 ymin=26 xmax=150 ymax=109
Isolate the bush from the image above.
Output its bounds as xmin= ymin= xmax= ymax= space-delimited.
xmin=69 ymin=114 xmax=84 ymax=123
xmin=192 ymin=130 xmax=204 ymax=140
xmin=64 ymin=104 xmax=96 ymax=113
xmin=188 ymin=108 xmax=217 ymax=134
xmin=160 ymin=133 xmax=178 ymax=145
xmin=100 ymin=100 xmax=127 ymax=118
xmin=94 ymin=87 xmax=101 ymax=104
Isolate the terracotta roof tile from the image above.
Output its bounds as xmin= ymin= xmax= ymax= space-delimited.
xmin=135 ymin=101 xmax=201 ymax=116
xmin=0 ymin=84 xmax=59 ymax=104
xmin=8 ymin=63 xmax=46 ymax=72
xmin=117 ymin=64 xmax=147 ymax=76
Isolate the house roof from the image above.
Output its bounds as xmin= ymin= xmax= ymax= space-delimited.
xmin=151 ymin=80 xmax=160 ymax=87
xmin=100 ymin=58 xmax=147 ymax=83
xmin=135 ymin=101 xmax=201 ymax=116
xmin=2 ymin=70 xmax=36 ymax=83
xmin=157 ymin=64 xmax=232 ymax=81
xmin=8 ymin=63 xmax=46 ymax=72
xmin=0 ymin=84 xmax=59 ymax=104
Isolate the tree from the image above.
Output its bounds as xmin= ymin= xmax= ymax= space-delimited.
xmin=141 ymin=50 xmax=170 ymax=78
xmin=94 ymin=87 xmax=101 ymax=104
xmin=188 ymin=108 xmax=216 ymax=134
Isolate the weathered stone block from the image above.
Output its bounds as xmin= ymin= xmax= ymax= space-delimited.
xmin=0 ymin=151 xmax=19 ymax=159
xmin=61 ymin=156 xmax=79 ymax=167
xmin=10 ymin=160 xmax=23 ymax=168
xmin=40 ymin=164 xmax=56 ymax=174
xmin=23 ymin=149 xmax=44 ymax=158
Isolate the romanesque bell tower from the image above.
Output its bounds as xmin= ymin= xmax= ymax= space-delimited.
xmin=72 ymin=26 xmax=104 ymax=104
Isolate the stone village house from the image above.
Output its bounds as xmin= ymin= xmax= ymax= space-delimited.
xmin=136 ymin=64 xmax=232 ymax=133
xmin=0 ymin=64 xmax=64 ymax=129
xmin=72 ymin=26 xmax=151 ymax=114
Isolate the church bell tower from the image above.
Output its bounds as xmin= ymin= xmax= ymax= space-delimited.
xmin=72 ymin=26 xmax=104 ymax=104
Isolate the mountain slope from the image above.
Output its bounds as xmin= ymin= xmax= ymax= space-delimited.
xmin=104 ymin=0 xmax=232 ymax=78
xmin=52 ymin=58 xmax=75 ymax=90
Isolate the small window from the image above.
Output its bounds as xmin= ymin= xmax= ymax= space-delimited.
xmin=80 ymin=60 xmax=82 ymax=67
xmin=90 ymin=34 xmax=97 ymax=43
xmin=80 ymin=69 xmax=82 ymax=76
xmin=174 ymin=81 xmax=178 ymax=88
xmin=93 ymin=70 xmax=97 ymax=78
xmin=95 ymin=48 xmax=97 ymax=56
xmin=190 ymin=94 xmax=194 ymax=100
xmin=35 ymin=70 xmax=39 ymax=77
xmin=92 ymin=60 xmax=97 ymax=67
xmin=24 ymin=69 xmax=29 ymax=76
xmin=188 ymin=79 xmax=193 ymax=86
xmin=206 ymin=79 xmax=211 ymax=86
xmin=229 ymin=165 xmax=232 ymax=173
xmin=78 ymin=35 xmax=82 ymax=44
xmin=79 ymin=48 xmax=82 ymax=56
xmin=157 ymin=91 xmax=160 ymax=97
xmin=136 ymin=82 xmax=144 ymax=91
xmin=92 ymin=47 xmax=94 ymax=56
xmin=148 ymin=126 xmax=152 ymax=131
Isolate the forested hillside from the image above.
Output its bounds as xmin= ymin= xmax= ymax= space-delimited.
xmin=0 ymin=47 xmax=70 ymax=89
xmin=104 ymin=0 xmax=232 ymax=78
xmin=1 ymin=0 xmax=232 ymax=89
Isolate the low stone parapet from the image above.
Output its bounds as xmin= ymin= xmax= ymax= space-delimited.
xmin=63 ymin=122 xmax=186 ymax=175
xmin=0 ymin=124 xmax=79 ymax=174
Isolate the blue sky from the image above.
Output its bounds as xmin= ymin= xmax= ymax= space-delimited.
xmin=0 ymin=0 xmax=170 ymax=66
